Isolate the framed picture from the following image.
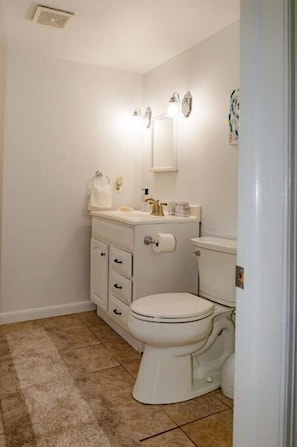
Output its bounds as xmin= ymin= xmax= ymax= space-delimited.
xmin=228 ymin=88 xmax=240 ymax=145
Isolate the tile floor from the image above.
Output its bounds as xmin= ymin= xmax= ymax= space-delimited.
xmin=0 ymin=311 xmax=233 ymax=446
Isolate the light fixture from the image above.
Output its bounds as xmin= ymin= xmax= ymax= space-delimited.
xmin=167 ymin=91 xmax=193 ymax=118
xmin=132 ymin=107 xmax=142 ymax=118
xmin=144 ymin=107 xmax=152 ymax=128
xmin=167 ymin=92 xmax=181 ymax=118
xmin=132 ymin=106 xmax=152 ymax=128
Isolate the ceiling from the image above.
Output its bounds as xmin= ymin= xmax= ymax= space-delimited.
xmin=0 ymin=0 xmax=240 ymax=74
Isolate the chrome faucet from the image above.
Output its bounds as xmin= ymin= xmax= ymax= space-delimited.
xmin=145 ymin=197 xmax=167 ymax=216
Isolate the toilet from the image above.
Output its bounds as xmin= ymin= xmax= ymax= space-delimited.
xmin=128 ymin=236 xmax=237 ymax=404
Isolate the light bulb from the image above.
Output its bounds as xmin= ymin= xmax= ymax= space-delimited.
xmin=167 ymin=92 xmax=181 ymax=118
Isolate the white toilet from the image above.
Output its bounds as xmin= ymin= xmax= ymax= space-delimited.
xmin=128 ymin=236 xmax=237 ymax=404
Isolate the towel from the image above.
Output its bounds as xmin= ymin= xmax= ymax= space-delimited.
xmin=88 ymin=184 xmax=112 ymax=210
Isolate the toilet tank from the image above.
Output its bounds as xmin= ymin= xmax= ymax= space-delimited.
xmin=191 ymin=237 xmax=237 ymax=307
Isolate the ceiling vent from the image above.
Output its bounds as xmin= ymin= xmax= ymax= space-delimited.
xmin=32 ymin=5 xmax=74 ymax=29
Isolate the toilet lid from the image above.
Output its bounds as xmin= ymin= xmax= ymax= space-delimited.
xmin=130 ymin=293 xmax=214 ymax=323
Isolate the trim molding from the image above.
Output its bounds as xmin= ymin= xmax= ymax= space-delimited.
xmin=0 ymin=300 xmax=96 ymax=324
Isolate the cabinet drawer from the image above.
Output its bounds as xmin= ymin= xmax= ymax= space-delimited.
xmin=110 ymin=247 xmax=132 ymax=277
xmin=110 ymin=271 xmax=132 ymax=304
xmin=109 ymin=294 xmax=130 ymax=328
xmin=92 ymin=218 xmax=133 ymax=250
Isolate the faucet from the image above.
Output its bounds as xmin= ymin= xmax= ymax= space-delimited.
xmin=145 ymin=197 xmax=167 ymax=216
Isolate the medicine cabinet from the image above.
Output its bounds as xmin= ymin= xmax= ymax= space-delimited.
xmin=151 ymin=114 xmax=177 ymax=172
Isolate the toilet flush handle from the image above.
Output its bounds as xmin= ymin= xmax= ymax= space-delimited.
xmin=193 ymin=250 xmax=200 ymax=256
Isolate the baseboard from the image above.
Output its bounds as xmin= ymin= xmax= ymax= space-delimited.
xmin=0 ymin=300 xmax=96 ymax=325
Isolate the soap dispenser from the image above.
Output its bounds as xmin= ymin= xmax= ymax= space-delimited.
xmin=140 ymin=188 xmax=151 ymax=211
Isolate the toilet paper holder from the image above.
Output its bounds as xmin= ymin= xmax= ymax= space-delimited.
xmin=144 ymin=235 xmax=158 ymax=246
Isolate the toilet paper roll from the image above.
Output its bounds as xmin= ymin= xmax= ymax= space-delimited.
xmin=153 ymin=233 xmax=176 ymax=253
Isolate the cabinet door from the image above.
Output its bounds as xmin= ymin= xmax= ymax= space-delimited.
xmin=90 ymin=239 xmax=108 ymax=310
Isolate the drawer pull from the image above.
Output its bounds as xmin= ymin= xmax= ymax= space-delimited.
xmin=113 ymin=283 xmax=123 ymax=289
xmin=113 ymin=308 xmax=122 ymax=316
xmin=114 ymin=258 xmax=123 ymax=264
xmin=100 ymin=252 xmax=106 ymax=257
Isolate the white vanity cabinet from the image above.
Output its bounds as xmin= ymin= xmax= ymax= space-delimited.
xmin=90 ymin=211 xmax=201 ymax=347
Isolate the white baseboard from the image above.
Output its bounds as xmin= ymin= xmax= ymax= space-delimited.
xmin=0 ymin=300 xmax=96 ymax=325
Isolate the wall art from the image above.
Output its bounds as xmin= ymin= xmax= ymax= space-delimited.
xmin=228 ymin=88 xmax=240 ymax=145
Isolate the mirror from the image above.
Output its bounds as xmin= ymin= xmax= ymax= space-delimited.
xmin=151 ymin=114 xmax=177 ymax=172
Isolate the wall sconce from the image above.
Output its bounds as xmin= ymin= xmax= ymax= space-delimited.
xmin=132 ymin=106 xmax=152 ymax=128
xmin=167 ymin=91 xmax=192 ymax=118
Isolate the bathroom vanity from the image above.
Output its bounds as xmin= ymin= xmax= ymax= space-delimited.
xmin=90 ymin=209 xmax=201 ymax=347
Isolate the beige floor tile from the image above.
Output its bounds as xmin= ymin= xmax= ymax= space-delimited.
xmin=78 ymin=311 xmax=123 ymax=343
xmin=0 ymin=320 xmax=42 ymax=334
xmin=163 ymin=392 xmax=228 ymax=425
xmin=0 ymin=315 xmax=234 ymax=447
xmin=77 ymin=311 xmax=104 ymax=326
xmin=120 ymin=356 xmax=141 ymax=378
xmin=89 ymin=365 xmax=134 ymax=401
xmin=89 ymin=323 xmax=123 ymax=344
xmin=109 ymin=396 xmax=177 ymax=442
xmin=59 ymin=350 xmax=88 ymax=379
xmin=46 ymin=325 xmax=100 ymax=352
xmin=212 ymin=389 xmax=234 ymax=408
xmin=75 ymin=344 xmax=119 ymax=372
xmin=141 ymin=428 xmax=196 ymax=446
xmin=182 ymin=409 xmax=233 ymax=447
xmin=104 ymin=340 xmax=140 ymax=363
xmin=39 ymin=314 xmax=85 ymax=329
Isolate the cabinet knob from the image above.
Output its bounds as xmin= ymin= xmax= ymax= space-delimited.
xmin=113 ymin=308 xmax=122 ymax=316
xmin=113 ymin=258 xmax=123 ymax=264
xmin=113 ymin=283 xmax=123 ymax=289
xmin=94 ymin=247 xmax=106 ymax=256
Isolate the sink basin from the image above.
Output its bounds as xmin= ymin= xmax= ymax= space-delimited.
xmin=90 ymin=209 xmax=200 ymax=224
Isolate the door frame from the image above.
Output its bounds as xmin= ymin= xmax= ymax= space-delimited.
xmin=234 ymin=1 xmax=295 ymax=446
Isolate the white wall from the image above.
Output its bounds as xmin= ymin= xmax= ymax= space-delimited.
xmin=0 ymin=50 xmax=143 ymax=318
xmin=143 ymin=22 xmax=239 ymax=239
xmin=0 ymin=22 xmax=239 ymax=319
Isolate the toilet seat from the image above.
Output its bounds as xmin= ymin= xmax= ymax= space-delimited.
xmin=130 ymin=292 xmax=214 ymax=323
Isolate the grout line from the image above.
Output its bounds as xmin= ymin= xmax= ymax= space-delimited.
xmin=139 ymin=426 xmax=180 ymax=443
xmin=179 ymin=407 xmax=233 ymax=427
xmin=139 ymin=406 xmax=234 ymax=445
xmin=73 ymin=341 xmax=103 ymax=351
xmin=178 ymin=425 xmax=199 ymax=446
xmin=139 ymin=425 xmax=198 ymax=446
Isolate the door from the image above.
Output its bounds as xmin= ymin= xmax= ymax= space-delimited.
xmin=90 ymin=239 xmax=109 ymax=310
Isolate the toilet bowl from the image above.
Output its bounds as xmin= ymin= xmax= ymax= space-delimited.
xmin=128 ymin=236 xmax=237 ymax=404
